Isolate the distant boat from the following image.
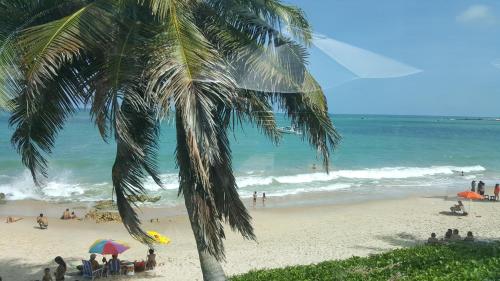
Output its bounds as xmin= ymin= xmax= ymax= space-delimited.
xmin=278 ymin=125 xmax=302 ymax=135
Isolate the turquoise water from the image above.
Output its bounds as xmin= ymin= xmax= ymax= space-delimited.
xmin=1 ymin=112 xmax=500 ymax=205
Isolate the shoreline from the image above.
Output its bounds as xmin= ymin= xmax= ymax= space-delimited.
xmin=0 ymin=184 xmax=469 ymax=219
xmin=1 ymin=193 xmax=499 ymax=281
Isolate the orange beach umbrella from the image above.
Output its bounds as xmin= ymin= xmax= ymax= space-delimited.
xmin=457 ymin=191 xmax=483 ymax=200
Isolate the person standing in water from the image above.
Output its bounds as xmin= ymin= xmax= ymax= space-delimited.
xmin=253 ymin=191 xmax=257 ymax=207
xmin=262 ymin=192 xmax=266 ymax=206
xmin=471 ymin=180 xmax=476 ymax=192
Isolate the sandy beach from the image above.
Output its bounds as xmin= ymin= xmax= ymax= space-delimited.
xmin=1 ymin=195 xmax=499 ymax=281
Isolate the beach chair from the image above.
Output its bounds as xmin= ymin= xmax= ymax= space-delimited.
xmin=108 ymin=259 xmax=121 ymax=275
xmin=82 ymin=260 xmax=104 ymax=280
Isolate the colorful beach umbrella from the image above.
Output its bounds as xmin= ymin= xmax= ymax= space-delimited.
xmin=457 ymin=191 xmax=483 ymax=200
xmin=89 ymin=239 xmax=130 ymax=255
xmin=147 ymin=231 xmax=171 ymax=245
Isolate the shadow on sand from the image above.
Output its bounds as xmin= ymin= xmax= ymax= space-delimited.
xmin=350 ymin=232 xmax=421 ymax=254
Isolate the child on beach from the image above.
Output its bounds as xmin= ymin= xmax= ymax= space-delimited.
xmin=146 ymin=249 xmax=157 ymax=270
xmin=42 ymin=268 xmax=53 ymax=281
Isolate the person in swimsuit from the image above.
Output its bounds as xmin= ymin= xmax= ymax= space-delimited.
xmin=37 ymin=213 xmax=48 ymax=229
xmin=54 ymin=256 xmax=66 ymax=281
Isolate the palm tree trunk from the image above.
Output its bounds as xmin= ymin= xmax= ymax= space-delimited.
xmin=184 ymin=194 xmax=227 ymax=281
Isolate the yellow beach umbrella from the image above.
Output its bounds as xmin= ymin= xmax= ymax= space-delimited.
xmin=147 ymin=231 xmax=171 ymax=245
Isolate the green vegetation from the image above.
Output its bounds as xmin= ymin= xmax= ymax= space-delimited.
xmin=231 ymin=242 xmax=500 ymax=281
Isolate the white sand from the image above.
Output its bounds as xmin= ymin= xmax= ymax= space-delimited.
xmin=0 ymin=196 xmax=499 ymax=281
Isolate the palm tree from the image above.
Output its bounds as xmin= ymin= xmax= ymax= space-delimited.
xmin=0 ymin=0 xmax=339 ymax=280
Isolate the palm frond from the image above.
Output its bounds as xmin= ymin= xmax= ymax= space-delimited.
xmin=111 ymin=92 xmax=161 ymax=244
xmin=19 ymin=1 xmax=114 ymax=90
xmin=274 ymin=73 xmax=341 ymax=171
xmin=9 ymin=66 xmax=83 ymax=185
xmin=210 ymin=108 xmax=255 ymax=241
xmin=233 ymin=91 xmax=281 ymax=144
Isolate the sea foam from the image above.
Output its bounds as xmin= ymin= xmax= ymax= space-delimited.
xmin=0 ymin=165 xmax=486 ymax=202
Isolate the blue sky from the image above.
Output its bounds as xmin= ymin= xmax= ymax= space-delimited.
xmin=287 ymin=0 xmax=500 ymax=116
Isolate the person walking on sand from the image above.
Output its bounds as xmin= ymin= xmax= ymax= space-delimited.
xmin=494 ymin=184 xmax=499 ymax=201
xmin=253 ymin=191 xmax=257 ymax=207
xmin=37 ymin=213 xmax=48 ymax=229
xmin=471 ymin=180 xmax=476 ymax=192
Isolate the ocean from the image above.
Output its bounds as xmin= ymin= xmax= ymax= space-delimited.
xmin=1 ymin=112 xmax=499 ymax=206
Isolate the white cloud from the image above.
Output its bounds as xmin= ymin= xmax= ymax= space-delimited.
xmin=456 ymin=5 xmax=496 ymax=24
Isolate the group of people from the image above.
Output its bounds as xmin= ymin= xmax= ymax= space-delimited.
xmin=34 ymin=209 xmax=79 ymax=230
xmin=41 ymin=249 xmax=157 ymax=280
xmin=40 ymin=256 xmax=67 ymax=281
xmin=471 ymin=180 xmax=499 ymax=199
xmin=427 ymin=229 xmax=474 ymax=244
xmin=253 ymin=191 xmax=266 ymax=206
xmin=60 ymin=209 xmax=78 ymax=220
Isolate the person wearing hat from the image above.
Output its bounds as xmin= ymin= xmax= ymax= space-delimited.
xmin=89 ymin=254 xmax=100 ymax=271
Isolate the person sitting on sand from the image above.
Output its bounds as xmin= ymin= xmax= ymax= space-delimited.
xmin=89 ymin=254 xmax=100 ymax=271
xmin=494 ymin=184 xmax=499 ymax=201
xmin=37 ymin=213 xmax=48 ymax=229
xmin=6 ymin=216 xmax=23 ymax=223
xmin=54 ymin=256 xmax=66 ymax=281
xmin=451 ymin=229 xmax=461 ymax=240
xmin=42 ymin=267 xmax=53 ymax=281
xmin=450 ymin=201 xmax=467 ymax=215
xmin=464 ymin=231 xmax=474 ymax=242
xmin=70 ymin=211 xmax=77 ymax=219
xmin=444 ymin=229 xmax=452 ymax=240
xmin=61 ymin=209 xmax=71 ymax=220
xmin=427 ymin=233 xmax=439 ymax=244
xmin=108 ymin=254 xmax=121 ymax=275
xmin=146 ymin=249 xmax=157 ymax=270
